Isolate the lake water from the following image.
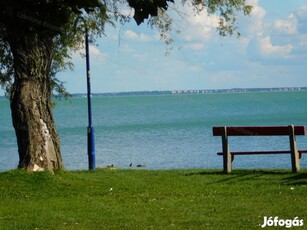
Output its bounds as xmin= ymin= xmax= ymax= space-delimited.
xmin=1 ymin=91 xmax=307 ymax=171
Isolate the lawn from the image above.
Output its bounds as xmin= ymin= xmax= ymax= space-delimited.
xmin=0 ymin=168 xmax=306 ymax=229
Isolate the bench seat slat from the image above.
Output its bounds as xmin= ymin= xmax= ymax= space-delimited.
xmin=217 ymin=150 xmax=307 ymax=156
xmin=213 ymin=126 xmax=306 ymax=136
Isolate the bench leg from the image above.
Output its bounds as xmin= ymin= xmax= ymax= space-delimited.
xmin=222 ymin=127 xmax=232 ymax=173
xmin=289 ymin=125 xmax=300 ymax=173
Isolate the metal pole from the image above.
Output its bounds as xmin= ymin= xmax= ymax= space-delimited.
xmin=85 ymin=26 xmax=96 ymax=170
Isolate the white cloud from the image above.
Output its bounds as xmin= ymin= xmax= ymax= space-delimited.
xmin=71 ymin=44 xmax=107 ymax=65
xmin=124 ymin=30 xmax=154 ymax=42
xmin=273 ymin=14 xmax=297 ymax=35
xmin=89 ymin=45 xmax=103 ymax=57
xmin=245 ymin=0 xmax=266 ymax=36
xmin=243 ymin=1 xmax=305 ymax=62
xmin=294 ymin=5 xmax=307 ymax=33
xmin=295 ymin=5 xmax=307 ymax=19
xmin=259 ymin=36 xmax=293 ymax=57
xmin=124 ymin=30 xmax=138 ymax=40
xmin=184 ymin=11 xmax=220 ymax=42
xmin=172 ymin=4 xmax=219 ymax=43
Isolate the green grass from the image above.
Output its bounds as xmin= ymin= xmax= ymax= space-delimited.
xmin=0 ymin=168 xmax=307 ymax=229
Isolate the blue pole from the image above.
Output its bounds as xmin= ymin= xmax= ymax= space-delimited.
xmin=85 ymin=26 xmax=96 ymax=170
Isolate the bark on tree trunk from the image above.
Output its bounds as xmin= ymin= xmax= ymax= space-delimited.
xmin=7 ymin=34 xmax=63 ymax=172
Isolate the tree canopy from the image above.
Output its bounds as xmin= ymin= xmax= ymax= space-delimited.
xmin=0 ymin=0 xmax=252 ymax=171
xmin=0 ymin=0 xmax=252 ymax=97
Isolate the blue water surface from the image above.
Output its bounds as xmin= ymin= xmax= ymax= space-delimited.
xmin=1 ymin=91 xmax=307 ymax=171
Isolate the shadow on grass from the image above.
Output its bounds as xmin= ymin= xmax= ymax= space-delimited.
xmin=183 ymin=169 xmax=307 ymax=184
xmin=282 ymin=173 xmax=307 ymax=186
xmin=183 ymin=169 xmax=295 ymax=176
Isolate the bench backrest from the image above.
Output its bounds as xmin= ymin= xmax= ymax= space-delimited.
xmin=212 ymin=126 xmax=306 ymax=136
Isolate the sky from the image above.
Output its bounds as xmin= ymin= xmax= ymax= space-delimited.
xmin=2 ymin=0 xmax=307 ymax=95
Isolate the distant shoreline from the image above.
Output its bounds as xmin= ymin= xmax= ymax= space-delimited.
xmin=1 ymin=86 xmax=307 ymax=99
xmin=70 ymin=87 xmax=307 ymax=98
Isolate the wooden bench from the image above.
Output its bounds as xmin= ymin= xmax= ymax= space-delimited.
xmin=212 ymin=125 xmax=307 ymax=173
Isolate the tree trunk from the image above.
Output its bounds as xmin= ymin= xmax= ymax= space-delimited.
xmin=7 ymin=34 xmax=63 ymax=172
